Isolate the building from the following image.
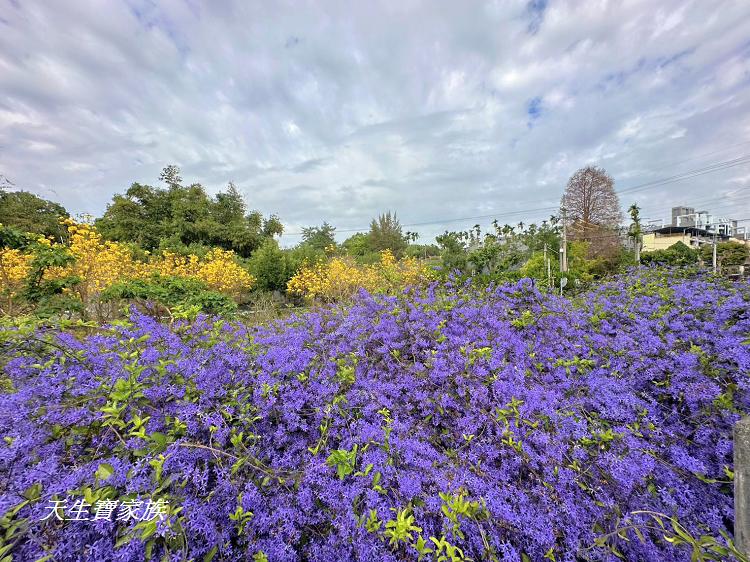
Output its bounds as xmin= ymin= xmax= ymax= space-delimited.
xmin=671 ymin=206 xmax=738 ymax=237
xmin=642 ymin=225 xmax=722 ymax=253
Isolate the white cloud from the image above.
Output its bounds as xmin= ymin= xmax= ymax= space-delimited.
xmin=0 ymin=0 xmax=749 ymax=243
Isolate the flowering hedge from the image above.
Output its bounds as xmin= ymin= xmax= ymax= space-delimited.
xmin=286 ymin=250 xmax=432 ymax=302
xmin=1 ymin=270 xmax=749 ymax=561
xmin=0 ymin=220 xmax=254 ymax=318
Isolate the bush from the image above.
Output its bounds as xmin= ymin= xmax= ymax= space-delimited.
xmin=286 ymin=250 xmax=432 ymax=302
xmin=641 ymin=241 xmax=699 ymax=266
xmin=699 ymin=241 xmax=750 ymax=269
xmin=248 ymin=239 xmax=288 ymax=292
xmin=101 ymin=275 xmax=237 ymax=318
xmin=1 ymin=270 xmax=748 ymax=561
xmin=0 ymin=220 xmax=255 ymax=320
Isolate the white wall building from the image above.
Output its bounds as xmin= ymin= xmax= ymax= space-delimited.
xmin=671 ymin=206 xmax=738 ymax=237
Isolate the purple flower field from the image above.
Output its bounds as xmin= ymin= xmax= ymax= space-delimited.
xmin=1 ymin=270 xmax=749 ymax=561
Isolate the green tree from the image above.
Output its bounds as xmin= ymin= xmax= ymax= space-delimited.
xmin=436 ymin=231 xmax=468 ymax=272
xmin=699 ymin=241 xmax=749 ymax=269
xmin=0 ymin=190 xmax=69 ymax=239
xmin=96 ymin=166 xmax=283 ymax=257
xmin=158 ymin=164 xmax=183 ymax=187
xmin=213 ymin=182 xmax=246 ymax=224
xmin=367 ymin=212 xmax=407 ymax=257
xmin=284 ymin=243 xmax=326 ymax=279
xmin=641 ymin=241 xmax=698 ymax=266
xmin=301 ymin=222 xmax=336 ymax=250
xmin=627 ymin=203 xmax=643 ymax=266
xmin=249 ymin=239 xmax=288 ymax=292
xmin=341 ymin=232 xmax=383 ymax=264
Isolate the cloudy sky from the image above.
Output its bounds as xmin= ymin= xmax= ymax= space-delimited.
xmin=1 ymin=0 xmax=749 ymax=244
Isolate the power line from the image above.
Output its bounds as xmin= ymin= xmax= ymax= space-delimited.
xmin=637 ymin=191 xmax=750 ymax=221
xmin=616 ymin=155 xmax=750 ymax=195
xmin=283 ymin=205 xmax=559 ymax=236
xmin=645 ymin=139 xmax=750 ymax=170
xmin=282 ymin=154 xmax=750 ymax=237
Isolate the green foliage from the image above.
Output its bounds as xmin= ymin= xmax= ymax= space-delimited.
xmin=0 ymin=190 xmax=69 ymax=239
xmin=628 ymin=203 xmax=642 ymax=243
xmin=439 ymin=492 xmax=481 ymax=540
xmin=95 ymin=166 xmax=282 ymax=257
xmin=325 ymin=444 xmax=358 ymax=480
xmin=341 ymin=232 xmax=373 ymax=260
xmin=22 ymin=241 xmax=81 ymax=317
xmin=593 ymin=511 xmax=749 ymax=562
xmin=383 ymin=507 xmax=422 ymax=547
xmin=0 ymin=224 xmax=36 ymax=250
xmin=641 ymin=241 xmax=698 ymax=266
xmin=368 ymin=212 xmax=408 ymax=258
xmin=100 ymin=275 xmax=237 ymax=317
xmin=404 ymin=243 xmax=440 ymax=259
xmin=301 ymin=222 xmax=336 ymax=251
xmin=437 ymin=219 xmax=564 ymax=280
xmin=699 ymin=241 xmax=749 ymax=268
xmin=282 ymin=243 xmax=327 ymax=286
xmin=248 ymin=239 xmax=288 ymax=292
xmin=435 ymin=231 xmax=468 ymax=272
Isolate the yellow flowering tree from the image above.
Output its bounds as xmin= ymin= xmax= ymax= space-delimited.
xmin=0 ymin=247 xmax=33 ymax=316
xmin=287 ymin=250 xmax=432 ymax=302
xmin=154 ymin=248 xmax=254 ymax=299
xmin=51 ymin=221 xmax=148 ymax=313
xmin=0 ymin=219 xmax=256 ymax=319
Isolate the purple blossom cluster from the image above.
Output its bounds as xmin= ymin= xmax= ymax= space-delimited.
xmin=1 ymin=269 xmax=749 ymax=561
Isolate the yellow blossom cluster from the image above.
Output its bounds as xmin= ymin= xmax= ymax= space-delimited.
xmin=52 ymin=221 xmax=148 ymax=304
xmin=0 ymin=247 xmax=33 ymax=315
xmin=287 ymin=250 xmax=432 ymax=302
xmin=155 ymin=248 xmax=254 ymax=299
xmin=2 ymin=220 xmax=255 ymax=315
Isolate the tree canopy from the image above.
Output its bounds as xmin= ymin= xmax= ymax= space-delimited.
xmin=699 ymin=241 xmax=749 ymax=269
xmin=0 ymin=190 xmax=69 ymax=239
xmin=561 ymin=165 xmax=623 ymax=259
xmin=367 ymin=211 xmax=408 ymax=257
xmin=95 ymin=166 xmax=282 ymax=257
xmin=301 ymin=222 xmax=336 ymax=250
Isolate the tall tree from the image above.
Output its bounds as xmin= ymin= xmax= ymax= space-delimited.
xmin=301 ymin=222 xmax=336 ymax=250
xmin=158 ymin=165 xmax=183 ymax=188
xmin=367 ymin=211 xmax=407 ymax=257
xmin=213 ymin=182 xmax=246 ymax=224
xmin=561 ymin=166 xmax=622 ymax=258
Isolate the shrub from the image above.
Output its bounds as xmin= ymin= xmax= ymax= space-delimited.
xmin=248 ymin=239 xmax=288 ymax=292
xmin=0 ymin=220 xmax=255 ymax=319
xmin=699 ymin=241 xmax=750 ymax=269
xmin=287 ymin=250 xmax=432 ymax=302
xmin=1 ymin=270 xmax=748 ymax=560
xmin=641 ymin=241 xmax=699 ymax=266
xmin=101 ymin=275 xmax=237 ymax=318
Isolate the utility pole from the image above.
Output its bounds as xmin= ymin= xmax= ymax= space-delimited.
xmin=713 ymin=233 xmax=718 ymax=274
xmin=544 ymin=244 xmax=551 ymax=288
xmin=735 ymin=417 xmax=750 ymax=556
xmin=635 ymin=237 xmax=641 ymax=267
xmin=561 ymin=207 xmax=568 ymax=273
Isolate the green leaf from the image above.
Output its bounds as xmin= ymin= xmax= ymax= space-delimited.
xmin=95 ymin=463 xmax=115 ymax=481
xmin=204 ymin=546 xmax=219 ymax=562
